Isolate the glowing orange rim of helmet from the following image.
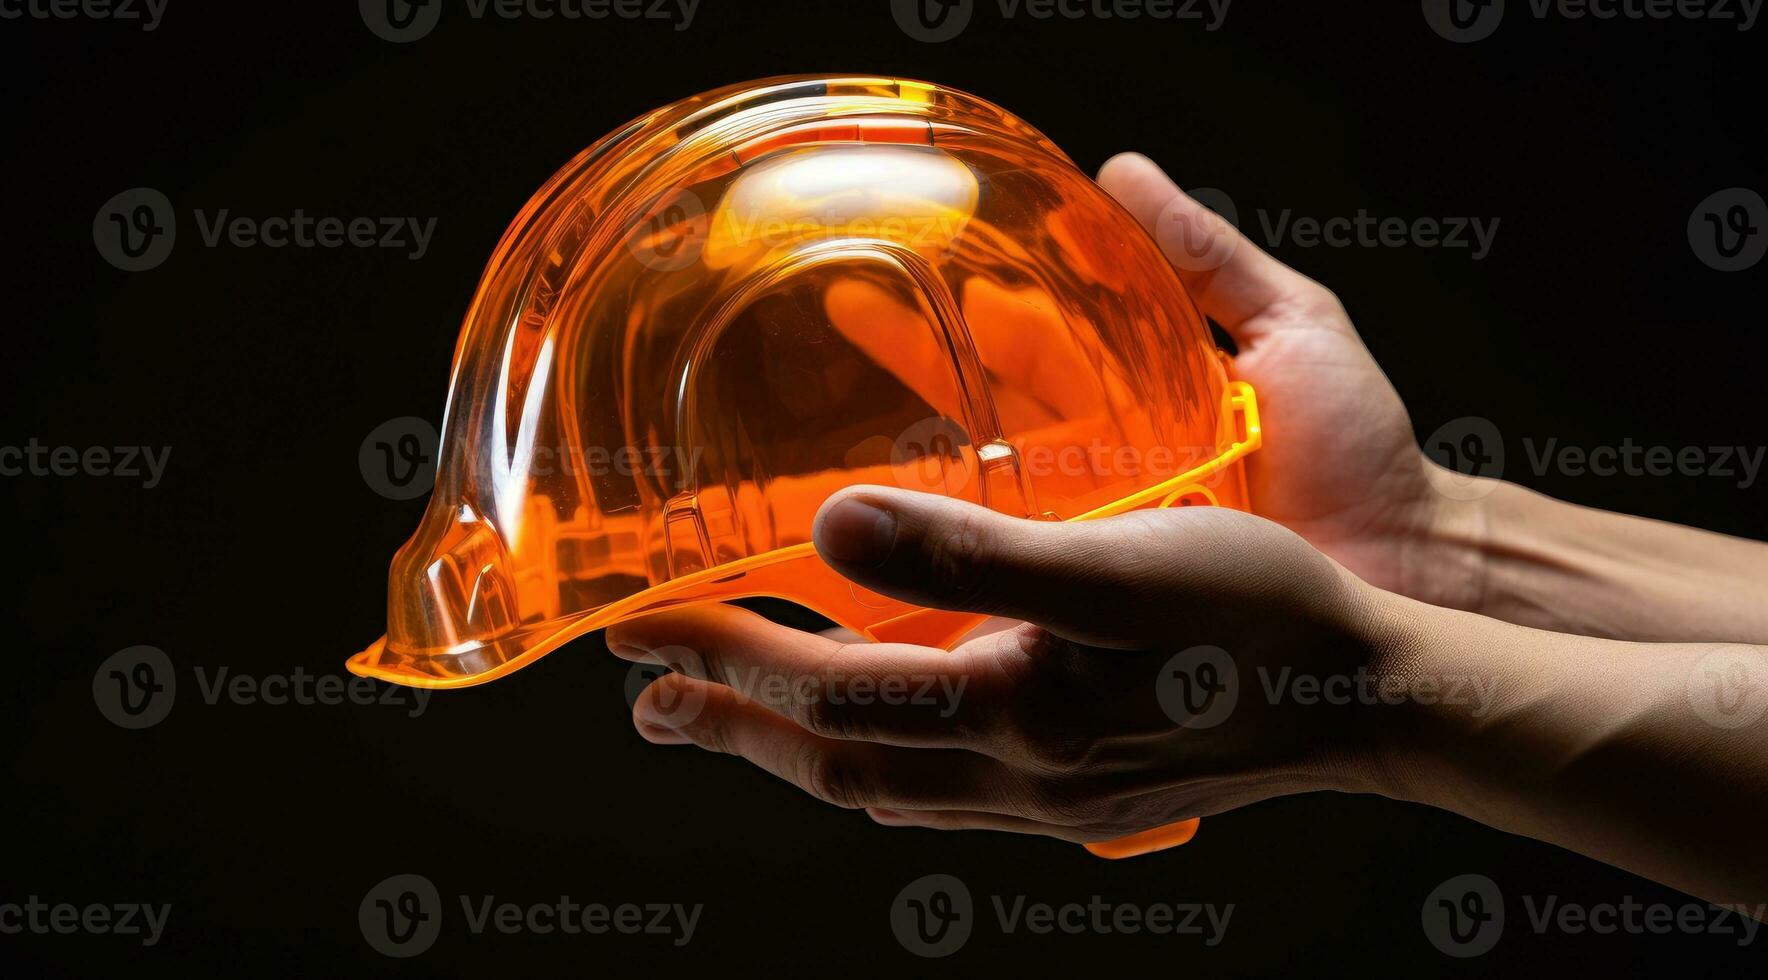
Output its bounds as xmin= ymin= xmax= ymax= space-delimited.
xmin=347 ymin=381 xmax=1259 ymax=691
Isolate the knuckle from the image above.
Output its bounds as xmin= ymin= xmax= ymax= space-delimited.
xmin=1295 ymin=280 xmax=1348 ymax=321
xmin=798 ymin=684 xmax=862 ymax=741
xmin=922 ymin=507 xmax=1003 ymax=601
xmin=1023 ymin=727 xmax=1100 ymax=774
xmin=1023 ymin=781 xmax=1098 ymax=827
xmin=801 ymin=751 xmax=869 ymax=810
xmin=680 ymin=711 xmax=732 ymax=757
xmin=994 ymin=696 xmax=1095 ymax=776
xmin=992 ymin=643 xmax=1106 ymax=775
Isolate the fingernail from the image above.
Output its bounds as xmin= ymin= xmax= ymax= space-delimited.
xmin=637 ymin=720 xmax=691 ymax=745
xmin=607 ymin=639 xmax=651 ymax=662
xmin=634 ymin=693 xmax=690 ymax=743
xmin=868 ymin=808 xmax=909 ymax=825
xmin=818 ymin=497 xmax=898 ymax=567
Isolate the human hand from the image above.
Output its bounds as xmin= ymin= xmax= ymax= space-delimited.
xmin=1096 ymin=153 xmax=1481 ymax=610
xmin=607 ymin=486 xmax=1403 ymax=846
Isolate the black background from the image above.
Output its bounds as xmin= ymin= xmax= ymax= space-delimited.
xmin=3 ymin=0 xmax=1764 ymax=975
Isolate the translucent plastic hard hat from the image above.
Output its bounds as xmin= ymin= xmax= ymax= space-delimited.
xmin=349 ymin=74 xmax=1260 ymax=693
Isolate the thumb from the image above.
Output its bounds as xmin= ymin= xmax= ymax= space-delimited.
xmin=813 ymin=485 xmax=1166 ymax=648
xmin=1096 ymin=152 xmax=1327 ymax=346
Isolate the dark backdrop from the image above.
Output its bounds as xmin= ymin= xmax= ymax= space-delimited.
xmin=3 ymin=0 xmax=1764 ymax=975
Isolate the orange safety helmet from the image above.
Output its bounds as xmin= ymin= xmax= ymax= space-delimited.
xmin=348 ymin=75 xmax=1261 ymax=855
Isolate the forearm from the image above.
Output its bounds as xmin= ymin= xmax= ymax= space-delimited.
xmin=1420 ymin=466 xmax=1768 ymax=643
xmin=1367 ymin=591 xmax=1768 ymax=909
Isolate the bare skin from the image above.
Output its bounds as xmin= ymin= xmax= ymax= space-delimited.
xmin=1094 ymin=152 xmax=1768 ymax=643
xmin=606 ymin=155 xmax=1768 ymax=913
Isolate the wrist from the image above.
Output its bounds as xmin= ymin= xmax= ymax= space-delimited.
xmin=1400 ymin=460 xmax=1499 ymax=616
xmin=1334 ymin=579 xmax=1475 ymax=806
xmin=1417 ymin=469 xmax=1614 ymax=636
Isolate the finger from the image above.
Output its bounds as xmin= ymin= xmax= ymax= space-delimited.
xmin=633 ymin=674 xmax=1027 ymax=814
xmin=957 ymin=616 xmax=1023 ymax=643
xmin=814 ymin=485 xmax=1225 ymax=647
xmin=1096 ymin=152 xmax=1338 ymax=343
xmin=611 ymin=604 xmax=1004 ymax=749
xmin=866 ymin=807 xmax=1099 ymax=844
